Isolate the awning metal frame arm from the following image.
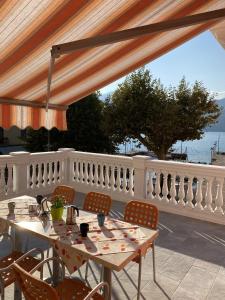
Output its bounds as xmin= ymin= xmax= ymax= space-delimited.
xmin=46 ymin=7 xmax=225 ymax=109
xmin=51 ymin=8 xmax=225 ymax=57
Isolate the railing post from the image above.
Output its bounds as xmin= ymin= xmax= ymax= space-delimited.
xmin=10 ymin=151 xmax=31 ymax=196
xmin=132 ymin=155 xmax=149 ymax=199
xmin=58 ymin=148 xmax=74 ymax=185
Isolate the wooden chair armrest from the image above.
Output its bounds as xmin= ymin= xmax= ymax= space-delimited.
xmin=15 ymin=248 xmax=44 ymax=263
xmin=0 ymin=248 xmax=44 ymax=273
xmin=84 ymin=282 xmax=109 ymax=300
xmin=30 ymin=257 xmax=65 ymax=278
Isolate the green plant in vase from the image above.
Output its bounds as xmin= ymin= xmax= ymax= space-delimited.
xmin=50 ymin=195 xmax=65 ymax=220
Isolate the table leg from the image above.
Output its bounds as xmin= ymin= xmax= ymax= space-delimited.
xmin=12 ymin=227 xmax=22 ymax=300
xmin=52 ymin=247 xmax=60 ymax=286
xmin=103 ymin=266 xmax=112 ymax=300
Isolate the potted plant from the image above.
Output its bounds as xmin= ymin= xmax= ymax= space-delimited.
xmin=50 ymin=195 xmax=65 ymax=220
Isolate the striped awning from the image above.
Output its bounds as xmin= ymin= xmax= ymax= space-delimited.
xmin=0 ymin=0 xmax=225 ymax=130
xmin=211 ymin=19 xmax=225 ymax=50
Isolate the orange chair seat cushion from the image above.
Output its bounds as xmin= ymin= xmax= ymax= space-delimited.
xmin=55 ymin=278 xmax=104 ymax=300
xmin=0 ymin=251 xmax=41 ymax=287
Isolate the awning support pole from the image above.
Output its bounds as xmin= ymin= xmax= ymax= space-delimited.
xmin=46 ymin=52 xmax=56 ymax=151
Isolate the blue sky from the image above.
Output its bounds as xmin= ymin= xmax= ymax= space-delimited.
xmin=100 ymin=31 xmax=225 ymax=100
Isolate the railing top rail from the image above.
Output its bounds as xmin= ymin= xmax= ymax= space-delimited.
xmin=0 ymin=154 xmax=14 ymax=164
xmin=146 ymin=159 xmax=225 ymax=177
xmin=30 ymin=151 xmax=64 ymax=158
xmin=70 ymin=151 xmax=133 ymax=163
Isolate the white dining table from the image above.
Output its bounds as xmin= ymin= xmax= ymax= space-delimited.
xmin=0 ymin=195 xmax=159 ymax=299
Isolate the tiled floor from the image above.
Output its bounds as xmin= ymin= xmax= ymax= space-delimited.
xmin=2 ymin=193 xmax=225 ymax=299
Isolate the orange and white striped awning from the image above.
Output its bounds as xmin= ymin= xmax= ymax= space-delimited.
xmin=0 ymin=0 xmax=225 ymax=130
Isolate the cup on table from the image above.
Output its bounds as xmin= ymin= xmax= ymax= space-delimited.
xmin=97 ymin=213 xmax=105 ymax=227
xmin=36 ymin=195 xmax=44 ymax=205
xmin=80 ymin=223 xmax=89 ymax=237
xmin=8 ymin=202 xmax=15 ymax=214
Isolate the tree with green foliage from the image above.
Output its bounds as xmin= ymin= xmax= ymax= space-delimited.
xmin=22 ymin=127 xmax=63 ymax=152
xmin=66 ymin=93 xmax=116 ymax=153
xmin=104 ymin=68 xmax=221 ymax=160
xmin=23 ymin=93 xmax=116 ymax=154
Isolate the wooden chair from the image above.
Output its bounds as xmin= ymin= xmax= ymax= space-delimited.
xmin=124 ymin=200 xmax=158 ymax=300
xmin=47 ymin=185 xmax=75 ymax=261
xmin=13 ymin=257 xmax=109 ymax=300
xmin=83 ymin=192 xmax=112 ymax=281
xmin=83 ymin=192 xmax=112 ymax=215
xmin=0 ymin=228 xmax=44 ymax=300
xmin=52 ymin=185 xmax=75 ymax=205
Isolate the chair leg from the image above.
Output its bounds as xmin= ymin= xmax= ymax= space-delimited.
xmin=152 ymin=242 xmax=156 ymax=283
xmin=137 ymin=256 xmax=142 ymax=300
xmin=0 ymin=281 xmax=4 ymax=300
xmin=46 ymin=247 xmax=50 ymax=258
xmin=85 ymin=261 xmax=89 ymax=281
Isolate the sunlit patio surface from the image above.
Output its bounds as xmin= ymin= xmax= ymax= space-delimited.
xmin=2 ymin=193 xmax=225 ymax=300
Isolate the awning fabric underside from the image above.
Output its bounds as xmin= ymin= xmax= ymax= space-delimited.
xmin=0 ymin=0 xmax=225 ymax=130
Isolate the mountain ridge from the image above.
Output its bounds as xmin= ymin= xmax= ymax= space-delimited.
xmin=206 ymin=98 xmax=225 ymax=132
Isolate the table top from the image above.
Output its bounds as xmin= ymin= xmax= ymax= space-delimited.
xmin=0 ymin=196 xmax=158 ymax=271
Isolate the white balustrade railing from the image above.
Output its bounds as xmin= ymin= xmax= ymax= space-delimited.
xmin=1 ymin=149 xmax=225 ymax=225
xmin=146 ymin=160 xmax=225 ymax=225
xmin=69 ymin=151 xmax=134 ymax=200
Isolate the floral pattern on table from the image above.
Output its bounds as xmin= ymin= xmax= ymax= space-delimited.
xmin=51 ymin=215 xmax=149 ymax=274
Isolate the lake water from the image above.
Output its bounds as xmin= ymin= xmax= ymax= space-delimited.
xmin=120 ymin=132 xmax=225 ymax=164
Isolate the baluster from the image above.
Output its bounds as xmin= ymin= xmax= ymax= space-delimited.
xmin=47 ymin=163 xmax=51 ymax=185
xmin=215 ymin=178 xmax=224 ymax=214
xmin=116 ymin=166 xmax=121 ymax=191
xmin=162 ymin=172 xmax=169 ymax=202
xmin=110 ymin=166 xmax=115 ymax=191
xmin=123 ymin=167 xmax=127 ymax=193
xmin=170 ymin=173 xmax=177 ymax=205
xmin=147 ymin=171 xmax=154 ymax=200
xmin=178 ymin=175 xmax=185 ymax=206
xmin=7 ymin=165 xmax=13 ymax=195
xmin=195 ymin=177 xmax=203 ymax=210
xmin=37 ymin=163 xmax=41 ymax=188
xmin=50 ymin=162 xmax=54 ymax=185
xmin=72 ymin=161 xmax=75 ymax=181
xmin=58 ymin=160 xmax=66 ymax=182
xmin=100 ymin=164 xmax=104 ymax=187
xmin=33 ymin=164 xmax=37 ymax=189
xmin=74 ymin=161 xmax=79 ymax=182
xmin=57 ymin=161 xmax=61 ymax=183
xmin=94 ymin=163 xmax=98 ymax=186
xmin=30 ymin=164 xmax=34 ymax=189
xmin=52 ymin=162 xmax=56 ymax=184
xmin=205 ymin=176 xmax=213 ymax=212
xmin=43 ymin=163 xmax=47 ymax=186
xmin=186 ymin=176 xmax=194 ymax=208
xmin=0 ymin=167 xmax=5 ymax=199
xmin=90 ymin=162 xmax=94 ymax=185
xmin=155 ymin=172 xmax=161 ymax=201
xmin=105 ymin=165 xmax=110 ymax=189
xmin=129 ymin=168 xmax=134 ymax=196
xmin=80 ymin=161 xmax=84 ymax=182
xmin=85 ymin=162 xmax=89 ymax=184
